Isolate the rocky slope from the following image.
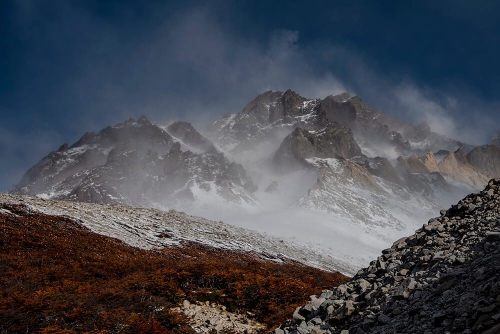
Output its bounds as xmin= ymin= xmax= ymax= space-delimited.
xmin=274 ymin=178 xmax=500 ymax=334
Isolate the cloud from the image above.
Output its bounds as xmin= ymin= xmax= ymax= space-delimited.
xmin=378 ymin=83 xmax=499 ymax=145
xmin=3 ymin=1 xmax=500 ymax=192
xmin=0 ymin=122 xmax=63 ymax=191
xmin=392 ymin=84 xmax=460 ymax=138
xmin=65 ymin=7 xmax=348 ymax=128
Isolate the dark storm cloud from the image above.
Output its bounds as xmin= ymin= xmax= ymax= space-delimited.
xmin=0 ymin=0 xmax=499 ymax=190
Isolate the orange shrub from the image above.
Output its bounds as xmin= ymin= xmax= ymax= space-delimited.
xmin=0 ymin=203 xmax=349 ymax=333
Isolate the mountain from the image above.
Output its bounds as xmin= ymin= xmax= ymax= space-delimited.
xmin=11 ymin=90 xmax=500 ymax=274
xmin=0 ymin=196 xmax=349 ymax=333
xmin=275 ymin=178 xmax=500 ymax=334
xmin=13 ymin=117 xmax=256 ymax=209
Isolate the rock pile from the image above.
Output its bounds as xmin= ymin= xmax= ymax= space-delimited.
xmin=275 ymin=178 xmax=500 ymax=334
xmin=173 ymin=300 xmax=265 ymax=333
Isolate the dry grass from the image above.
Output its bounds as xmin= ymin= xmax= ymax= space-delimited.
xmin=0 ymin=203 xmax=349 ymax=333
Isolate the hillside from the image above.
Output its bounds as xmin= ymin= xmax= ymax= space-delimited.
xmin=0 ymin=203 xmax=348 ymax=333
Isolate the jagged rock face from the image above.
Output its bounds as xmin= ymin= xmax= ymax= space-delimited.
xmin=318 ymin=95 xmax=411 ymax=156
xmin=275 ymin=179 xmax=500 ymax=334
xmin=296 ymin=158 xmax=404 ymax=228
xmin=406 ymin=154 xmax=430 ymax=174
xmin=422 ymin=151 xmax=440 ymax=173
xmin=206 ymin=89 xmax=322 ymax=155
xmin=362 ymin=157 xmax=402 ymax=186
xmin=394 ymin=156 xmax=440 ymax=198
xmin=12 ymin=117 xmax=256 ymax=208
xmin=14 ymin=117 xmax=174 ymax=197
xmin=438 ymin=148 xmax=490 ymax=190
xmin=15 ymin=144 xmax=108 ymax=196
xmin=466 ymin=145 xmax=500 ymax=179
xmin=273 ymin=125 xmax=363 ymax=171
xmin=166 ymin=121 xmax=215 ymax=152
xmin=318 ymin=94 xmax=472 ymax=156
xmin=70 ymin=141 xmax=257 ymax=207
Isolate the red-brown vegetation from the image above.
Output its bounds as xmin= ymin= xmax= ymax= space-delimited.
xmin=0 ymin=204 xmax=349 ymax=333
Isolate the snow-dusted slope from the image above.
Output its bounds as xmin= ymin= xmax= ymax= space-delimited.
xmin=0 ymin=193 xmax=354 ymax=274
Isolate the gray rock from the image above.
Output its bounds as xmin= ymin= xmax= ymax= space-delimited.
xmin=378 ymin=314 xmax=391 ymax=324
xmin=293 ymin=306 xmax=306 ymax=322
xmin=485 ymin=231 xmax=500 ymax=241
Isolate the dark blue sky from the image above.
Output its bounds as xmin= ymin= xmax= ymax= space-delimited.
xmin=1 ymin=0 xmax=499 ymax=191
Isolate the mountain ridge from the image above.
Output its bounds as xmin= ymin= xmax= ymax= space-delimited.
xmin=10 ymin=90 xmax=500 ymax=274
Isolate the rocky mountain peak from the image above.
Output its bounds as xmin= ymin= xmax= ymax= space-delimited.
xmin=331 ymin=92 xmax=352 ymax=103
xmin=273 ymin=123 xmax=363 ymax=172
xmin=240 ymin=90 xmax=283 ymax=122
xmin=406 ymin=154 xmax=429 ymax=174
xmin=268 ymin=89 xmax=309 ymax=123
xmin=454 ymin=147 xmax=468 ymax=164
xmin=422 ymin=151 xmax=440 ymax=173
xmin=167 ymin=121 xmax=215 ymax=152
xmin=57 ymin=143 xmax=69 ymax=152
xmin=137 ymin=115 xmax=151 ymax=125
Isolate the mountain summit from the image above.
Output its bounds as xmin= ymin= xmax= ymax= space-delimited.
xmin=11 ymin=90 xmax=500 ymax=274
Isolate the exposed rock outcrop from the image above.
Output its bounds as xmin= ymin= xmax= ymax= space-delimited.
xmin=406 ymin=154 xmax=430 ymax=174
xmin=362 ymin=157 xmax=402 ymax=186
xmin=422 ymin=151 xmax=440 ymax=173
xmin=173 ymin=300 xmax=265 ymax=333
xmin=318 ymin=95 xmax=411 ymax=155
xmin=273 ymin=126 xmax=363 ymax=172
xmin=466 ymin=145 xmax=500 ymax=179
xmin=275 ymin=178 xmax=500 ymax=334
xmin=167 ymin=121 xmax=215 ymax=152
xmin=438 ymin=148 xmax=490 ymax=190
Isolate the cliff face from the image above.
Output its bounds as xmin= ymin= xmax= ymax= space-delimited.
xmin=275 ymin=178 xmax=500 ymax=334
xmin=467 ymin=145 xmax=500 ymax=179
xmin=273 ymin=125 xmax=363 ymax=172
xmin=437 ymin=148 xmax=490 ymax=189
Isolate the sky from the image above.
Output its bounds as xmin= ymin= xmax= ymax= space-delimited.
xmin=1 ymin=0 xmax=499 ymax=191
